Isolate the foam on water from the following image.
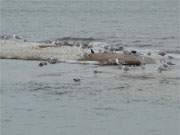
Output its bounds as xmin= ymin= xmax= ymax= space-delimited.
xmin=1 ymin=36 xmax=180 ymax=64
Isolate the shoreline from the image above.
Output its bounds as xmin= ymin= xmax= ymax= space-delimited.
xmin=0 ymin=39 xmax=162 ymax=65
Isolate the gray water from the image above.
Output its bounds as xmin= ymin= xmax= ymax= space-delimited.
xmin=1 ymin=0 xmax=179 ymax=49
xmin=0 ymin=0 xmax=180 ymax=135
xmin=1 ymin=59 xmax=180 ymax=135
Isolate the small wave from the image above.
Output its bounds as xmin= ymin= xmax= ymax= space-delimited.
xmin=37 ymin=73 xmax=62 ymax=77
xmin=55 ymin=37 xmax=96 ymax=41
xmin=166 ymin=49 xmax=180 ymax=54
xmin=122 ymin=74 xmax=156 ymax=80
xmin=135 ymin=44 xmax=153 ymax=48
xmin=0 ymin=34 xmax=99 ymax=49
xmin=93 ymin=107 xmax=118 ymax=111
xmin=155 ymin=36 xmax=176 ymax=40
xmin=38 ymin=37 xmax=103 ymax=49
xmin=50 ymin=90 xmax=70 ymax=96
xmin=132 ymin=40 xmax=141 ymax=43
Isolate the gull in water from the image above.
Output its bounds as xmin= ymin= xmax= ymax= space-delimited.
xmin=158 ymin=51 xmax=166 ymax=56
xmin=168 ymin=55 xmax=174 ymax=59
xmin=73 ymin=78 xmax=81 ymax=82
xmin=147 ymin=52 xmax=151 ymax=56
xmin=167 ymin=61 xmax=175 ymax=65
xmin=94 ymin=70 xmax=102 ymax=74
xmin=141 ymin=64 xmax=146 ymax=70
xmin=38 ymin=62 xmax=47 ymax=67
xmin=0 ymin=35 xmax=11 ymax=40
xmin=163 ymin=63 xmax=168 ymax=68
xmin=122 ymin=65 xmax=129 ymax=72
xmin=158 ymin=65 xmax=167 ymax=73
xmin=13 ymin=34 xmax=21 ymax=39
xmin=158 ymin=61 xmax=169 ymax=73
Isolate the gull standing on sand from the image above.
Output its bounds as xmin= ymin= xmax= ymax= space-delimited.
xmin=48 ymin=57 xmax=58 ymax=64
xmin=115 ymin=58 xmax=123 ymax=69
xmin=115 ymin=58 xmax=120 ymax=65
xmin=91 ymin=49 xmax=95 ymax=54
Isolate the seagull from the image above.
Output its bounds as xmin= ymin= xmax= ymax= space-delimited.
xmin=158 ymin=65 xmax=166 ymax=73
xmin=47 ymin=57 xmax=58 ymax=64
xmin=38 ymin=62 xmax=47 ymax=67
xmin=73 ymin=78 xmax=81 ymax=82
xmin=131 ymin=50 xmax=137 ymax=54
xmin=167 ymin=61 xmax=175 ymax=65
xmin=141 ymin=64 xmax=146 ymax=70
xmin=94 ymin=70 xmax=102 ymax=74
xmin=163 ymin=63 xmax=168 ymax=68
xmin=115 ymin=58 xmax=120 ymax=65
xmin=51 ymin=40 xmax=56 ymax=45
xmin=123 ymin=50 xmax=131 ymax=55
xmin=158 ymin=51 xmax=166 ymax=56
xmin=91 ymin=49 xmax=95 ymax=54
xmin=0 ymin=35 xmax=10 ymax=40
xmin=122 ymin=65 xmax=129 ymax=72
xmin=39 ymin=62 xmax=44 ymax=67
xmin=147 ymin=52 xmax=151 ymax=56
xmin=157 ymin=62 xmax=169 ymax=73
xmin=168 ymin=55 xmax=174 ymax=59
xmin=13 ymin=34 xmax=21 ymax=39
xmin=115 ymin=58 xmax=123 ymax=69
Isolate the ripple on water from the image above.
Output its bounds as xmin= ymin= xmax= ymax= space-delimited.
xmin=135 ymin=44 xmax=153 ymax=48
xmin=25 ymin=81 xmax=75 ymax=97
xmin=155 ymin=36 xmax=176 ymax=40
xmin=37 ymin=73 xmax=62 ymax=77
xmin=49 ymin=91 xmax=70 ymax=96
xmin=93 ymin=107 xmax=118 ymax=112
xmin=121 ymin=74 xmax=156 ymax=80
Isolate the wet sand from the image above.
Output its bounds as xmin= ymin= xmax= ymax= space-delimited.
xmin=1 ymin=59 xmax=180 ymax=135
